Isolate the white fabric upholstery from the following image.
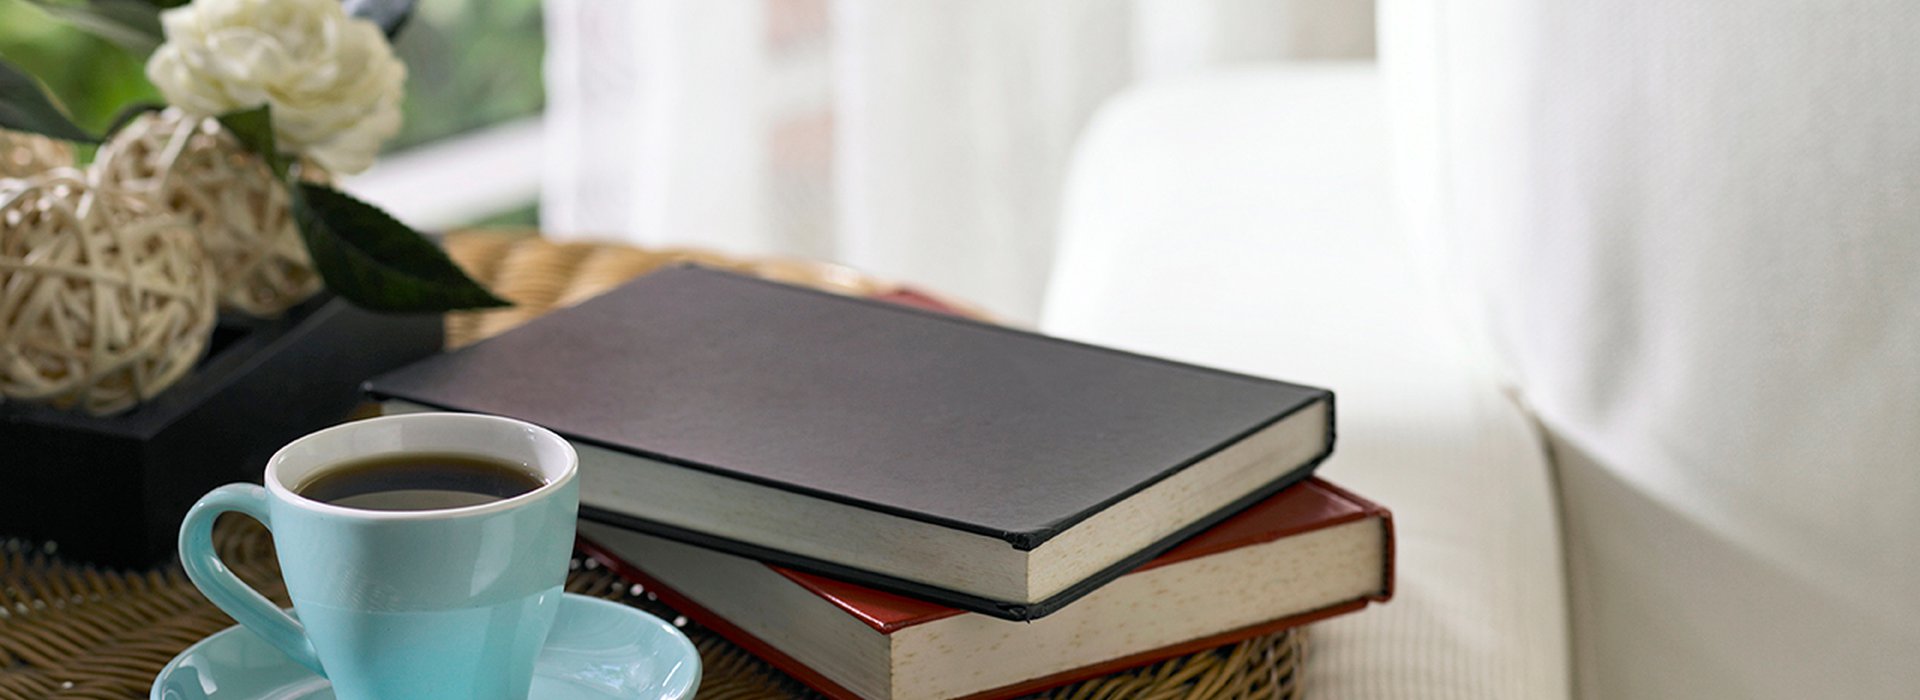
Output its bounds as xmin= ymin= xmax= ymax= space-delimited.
xmin=1042 ymin=66 xmax=1572 ymax=700
xmin=1380 ymin=1 xmax=1920 ymax=697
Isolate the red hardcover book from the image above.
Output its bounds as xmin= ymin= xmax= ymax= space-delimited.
xmin=579 ymin=478 xmax=1393 ymax=700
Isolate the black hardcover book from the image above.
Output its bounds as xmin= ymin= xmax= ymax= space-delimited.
xmin=366 ymin=267 xmax=1333 ymax=620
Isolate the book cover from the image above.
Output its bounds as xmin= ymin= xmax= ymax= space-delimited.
xmin=369 ymin=266 xmax=1335 ymax=619
xmin=580 ymin=477 xmax=1393 ymax=700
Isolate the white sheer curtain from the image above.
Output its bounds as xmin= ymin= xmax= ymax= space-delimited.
xmin=542 ymin=0 xmax=1373 ymax=320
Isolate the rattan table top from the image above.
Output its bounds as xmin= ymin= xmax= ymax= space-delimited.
xmin=0 ymin=232 xmax=1304 ymax=700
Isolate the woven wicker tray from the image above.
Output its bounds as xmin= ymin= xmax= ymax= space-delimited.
xmin=0 ymin=232 xmax=1304 ymax=700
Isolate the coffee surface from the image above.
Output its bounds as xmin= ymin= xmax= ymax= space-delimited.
xmin=297 ymin=453 xmax=545 ymax=511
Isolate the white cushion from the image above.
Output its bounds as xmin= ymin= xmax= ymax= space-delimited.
xmin=1380 ymin=1 xmax=1920 ymax=696
xmin=1042 ymin=65 xmax=1572 ymax=700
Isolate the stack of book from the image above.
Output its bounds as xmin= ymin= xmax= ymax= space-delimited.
xmin=367 ymin=267 xmax=1394 ymax=700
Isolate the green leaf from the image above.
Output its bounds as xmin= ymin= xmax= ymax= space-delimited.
xmin=342 ymin=0 xmax=416 ymax=39
xmin=0 ymin=57 xmax=100 ymax=143
xmin=216 ymin=105 xmax=286 ymax=179
xmin=103 ymin=100 xmax=164 ymax=137
xmin=290 ymin=183 xmax=511 ymax=313
xmin=26 ymin=0 xmax=167 ymax=58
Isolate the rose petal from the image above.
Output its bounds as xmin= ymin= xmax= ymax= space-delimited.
xmin=144 ymin=0 xmax=404 ymax=174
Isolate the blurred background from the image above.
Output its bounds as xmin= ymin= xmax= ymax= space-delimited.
xmin=0 ymin=0 xmax=546 ymax=223
xmin=0 ymin=0 xmax=1373 ymax=322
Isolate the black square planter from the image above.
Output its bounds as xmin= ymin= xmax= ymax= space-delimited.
xmin=0 ymin=294 xmax=443 ymax=568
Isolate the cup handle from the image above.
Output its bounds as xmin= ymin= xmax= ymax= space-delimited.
xmin=179 ymin=483 xmax=324 ymax=675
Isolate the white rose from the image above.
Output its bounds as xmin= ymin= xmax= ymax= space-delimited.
xmin=146 ymin=0 xmax=406 ymax=174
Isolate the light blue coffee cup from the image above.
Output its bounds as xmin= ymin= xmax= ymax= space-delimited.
xmin=179 ymin=413 xmax=579 ymax=700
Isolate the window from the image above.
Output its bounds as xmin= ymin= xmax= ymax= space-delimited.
xmin=0 ymin=0 xmax=547 ymax=228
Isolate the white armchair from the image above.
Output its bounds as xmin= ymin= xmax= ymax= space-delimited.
xmin=1040 ymin=65 xmax=1572 ymax=700
xmin=1040 ymin=4 xmax=1920 ymax=692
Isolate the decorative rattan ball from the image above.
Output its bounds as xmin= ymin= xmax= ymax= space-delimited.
xmin=0 ymin=169 xmax=218 ymax=415
xmin=92 ymin=108 xmax=321 ymax=317
xmin=0 ymin=129 xmax=72 ymax=179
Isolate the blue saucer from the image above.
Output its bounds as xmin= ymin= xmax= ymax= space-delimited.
xmin=152 ymin=594 xmax=700 ymax=700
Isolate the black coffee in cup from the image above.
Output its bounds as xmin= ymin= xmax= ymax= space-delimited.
xmin=296 ymin=453 xmax=546 ymax=511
